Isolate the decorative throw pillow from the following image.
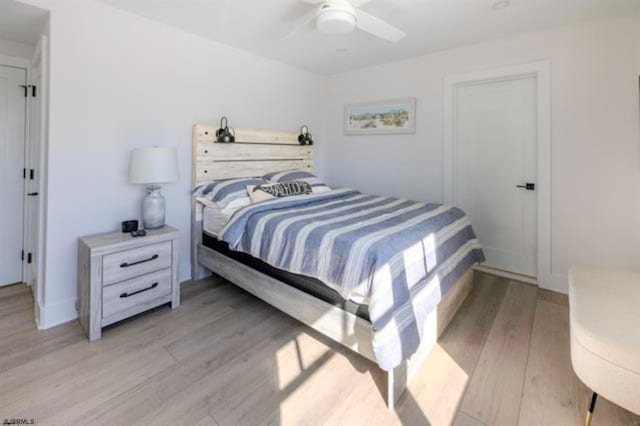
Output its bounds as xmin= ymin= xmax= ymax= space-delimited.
xmin=262 ymin=169 xmax=331 ymax=193
xmin=247 ymin=181 xmax=313 ymax=203
xmin=193 ymin=177 xmax=264 ymax=210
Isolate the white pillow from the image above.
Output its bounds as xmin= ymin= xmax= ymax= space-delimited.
xmin=246 ymin=185 xmax=274 ymax=203
xmin=312 ymin=185 xmax=331 ymax=194
xmin=195 ymin=196 xmax=250 ymax=215
xmin=195 ymin=196 xmax=218 ymax=209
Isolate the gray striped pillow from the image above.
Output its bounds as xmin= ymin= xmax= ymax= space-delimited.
xmin=193 ymin=177 xmax=264 ymax=209
xmin=262 ymin=170 xmax=330 ymax=193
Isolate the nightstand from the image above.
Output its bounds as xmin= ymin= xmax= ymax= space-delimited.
xmin=77 ymin=226 xmax=180 ymax=341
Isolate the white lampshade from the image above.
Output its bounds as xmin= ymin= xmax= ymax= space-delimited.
xmin=129 ymin=147 xmax=179 ymax=184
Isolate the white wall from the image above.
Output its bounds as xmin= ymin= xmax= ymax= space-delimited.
xmin=12 ymin=0 xmax=640 ymax=327
xmin=0 ymin=37 xmax=34 ymax=59
xmin=323 ymin=19 xmax=640 ymax=292
xmin=19 ymin=0 xmax=327 ymax=327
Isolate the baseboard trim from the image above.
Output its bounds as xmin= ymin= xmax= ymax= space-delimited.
xmin=38 ymin=297 xmax=78 ymax=329
xmin=540 ymin=273 xmax=568 ymax=294
xmin=474 ymin=265 xmax=538 ymax=285
xmin=473 ymin=265 xmax=568 ymax=295
xmin=34 ymin=298 xmax=42 ymax=329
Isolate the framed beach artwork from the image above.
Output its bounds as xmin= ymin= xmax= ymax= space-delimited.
xmin=344 ymin=98 xmax=416 ymax=135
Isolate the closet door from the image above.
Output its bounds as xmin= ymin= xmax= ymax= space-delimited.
xmin=0 ymin=64 xmax=27 ymax=286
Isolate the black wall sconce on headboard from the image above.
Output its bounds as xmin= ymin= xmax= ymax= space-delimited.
xmin=215 ymin=116 xmax=235 ymax=143
xmin=298 ymin=125 xmax=314 ymax=146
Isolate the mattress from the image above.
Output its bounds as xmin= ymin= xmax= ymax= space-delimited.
xmin=202 ymin=232 xmax=371 ymax=321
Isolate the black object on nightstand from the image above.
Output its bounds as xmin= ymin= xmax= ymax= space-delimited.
xmin=122 ymin=220 xmax=139 ymax=233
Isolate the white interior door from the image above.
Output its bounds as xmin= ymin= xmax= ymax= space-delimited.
xmin=0 ymin=64 xmax=27 ymax=286
xmin=454 ymin=76 xmax=537 ymax=277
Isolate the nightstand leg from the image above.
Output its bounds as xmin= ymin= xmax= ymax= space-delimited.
xmin=89 ymin=324 xmax=102 ymax=341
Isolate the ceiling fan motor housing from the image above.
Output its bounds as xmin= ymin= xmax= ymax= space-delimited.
xmin=316 ymin=1 xmax=357 ymax=35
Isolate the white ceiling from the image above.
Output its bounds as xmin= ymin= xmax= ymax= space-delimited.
xmin=101 ymin=0 xmax=640 ymax=75
xmin=0 ymin=1 xmax=48 ymax=45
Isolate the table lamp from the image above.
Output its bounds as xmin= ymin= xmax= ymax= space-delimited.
xmin=128 ymin=147 xmax=179 ymax=229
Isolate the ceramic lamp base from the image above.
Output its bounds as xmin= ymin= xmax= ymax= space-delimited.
xmin=142 ymin=186 xmax=166 ymax=229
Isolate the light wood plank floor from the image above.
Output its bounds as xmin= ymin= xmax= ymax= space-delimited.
xmin=1 ymin=273 xmax=639 ymax=426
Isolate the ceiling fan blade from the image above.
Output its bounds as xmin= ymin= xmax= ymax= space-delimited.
xmin=282 ymin=8 xmax=318 ymax=39
xmin=355 ymin=9 xmax=406 ymax=43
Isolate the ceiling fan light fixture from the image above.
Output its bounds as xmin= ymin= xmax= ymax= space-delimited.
xmin=316 ymin=9 xmax=356 ymax=35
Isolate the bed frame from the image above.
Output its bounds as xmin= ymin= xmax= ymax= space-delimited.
xmin=190 ymin=124 xmax=474 ymax=410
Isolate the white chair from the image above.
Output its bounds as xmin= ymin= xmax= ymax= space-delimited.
xmin=569 ymin=268 xmax=640 ymax=425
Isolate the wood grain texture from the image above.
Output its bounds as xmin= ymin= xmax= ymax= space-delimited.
xmin=77 ymin=227 xmax=180 ymax=340
xmin=394 ymin=272 xmax=509 ymax=426
xmin=2 ymin=273 xmax=639 ymax=425
xmin=77 ymin=240 xmax=103 ymax=341
xmin=192 ymin=124 xmax=314 ymax=185
xmin=455 ymin=411 xmax=487 ymax=426
xmin=537 ymin=287 xmax=569 ymax=306
xmin=460 ymin=281 xmax=538 ymax=425
xmin=79 ymin=226 xmax=179 ymax=254
xmin=102 ymin=241 xmax=172 ymax=286
xmin=191 ymin=202 xmax=210 ymax=282
xmin=170 ymin=237 xmax=180 ymax=309
xmin=195 ymin=159 xmax=312 ymax=183
xmin=102 ymin=268 xmax=172 ymax=318
xmin=196 ymin=142 xmax=312 ymax=162
xmin=194 ymin=125 xmax=300 ymax=145
xmin=518 ymin=299 xmax=581 ymax=426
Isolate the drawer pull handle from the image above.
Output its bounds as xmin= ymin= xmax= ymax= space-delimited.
xmin=120 ymin=254 xmax=159 ymax=268
xmin=120 ymin=282 xmax=158 ymax=298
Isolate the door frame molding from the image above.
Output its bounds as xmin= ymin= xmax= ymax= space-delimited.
xmin=443 ymin=60 xmax=552 ymax=290
xmin=0 ymin=54 xmax=30 ymax=70
xmin=27 ymin=36 xmax=49 ymax=329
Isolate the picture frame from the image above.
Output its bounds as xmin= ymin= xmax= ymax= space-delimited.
xmin=344 ymin=98 xmax=416 ymax=135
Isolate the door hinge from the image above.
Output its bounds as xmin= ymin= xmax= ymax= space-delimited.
xmin=27 ymin=253 xmax=33 ymax=264
xmin=18 ymin=85 xmax=36 ymax=97
xmin=30 ymin=169 xmax=35 ymax=180
xmin=23 ymin=168 xmax=26 ymax=179
xmin=21 ymin=250 xmax=24 ymax=261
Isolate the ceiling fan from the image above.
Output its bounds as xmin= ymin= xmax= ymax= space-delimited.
xmin=286 ymin=0 xmax=406 ymax=43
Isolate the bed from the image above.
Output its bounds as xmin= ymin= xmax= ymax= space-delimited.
xmin=190 ymin=124 xmax=484 ymax=409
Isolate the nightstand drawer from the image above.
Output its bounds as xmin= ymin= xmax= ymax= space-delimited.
xmin=102 ymin=268 xmax=172 ymax=318
xmin=102 ymin=241 xmax=172 ymax=285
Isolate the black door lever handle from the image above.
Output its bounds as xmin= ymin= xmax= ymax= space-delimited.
xmin=27 ymin=192 xmax=39 ymax=196
xmin=516 ymin=183 xmax=535 ymax=191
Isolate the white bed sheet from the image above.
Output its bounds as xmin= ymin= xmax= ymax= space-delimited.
xmin=203 ymin=205 xmax=232 ymax=238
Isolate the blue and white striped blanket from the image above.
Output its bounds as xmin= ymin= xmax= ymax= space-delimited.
xmin=220 ymin=188 xmax=484 ymax=370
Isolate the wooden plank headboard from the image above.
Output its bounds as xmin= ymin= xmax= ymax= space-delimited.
xmin=191 ymin=124 xmax=313 ymax=186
